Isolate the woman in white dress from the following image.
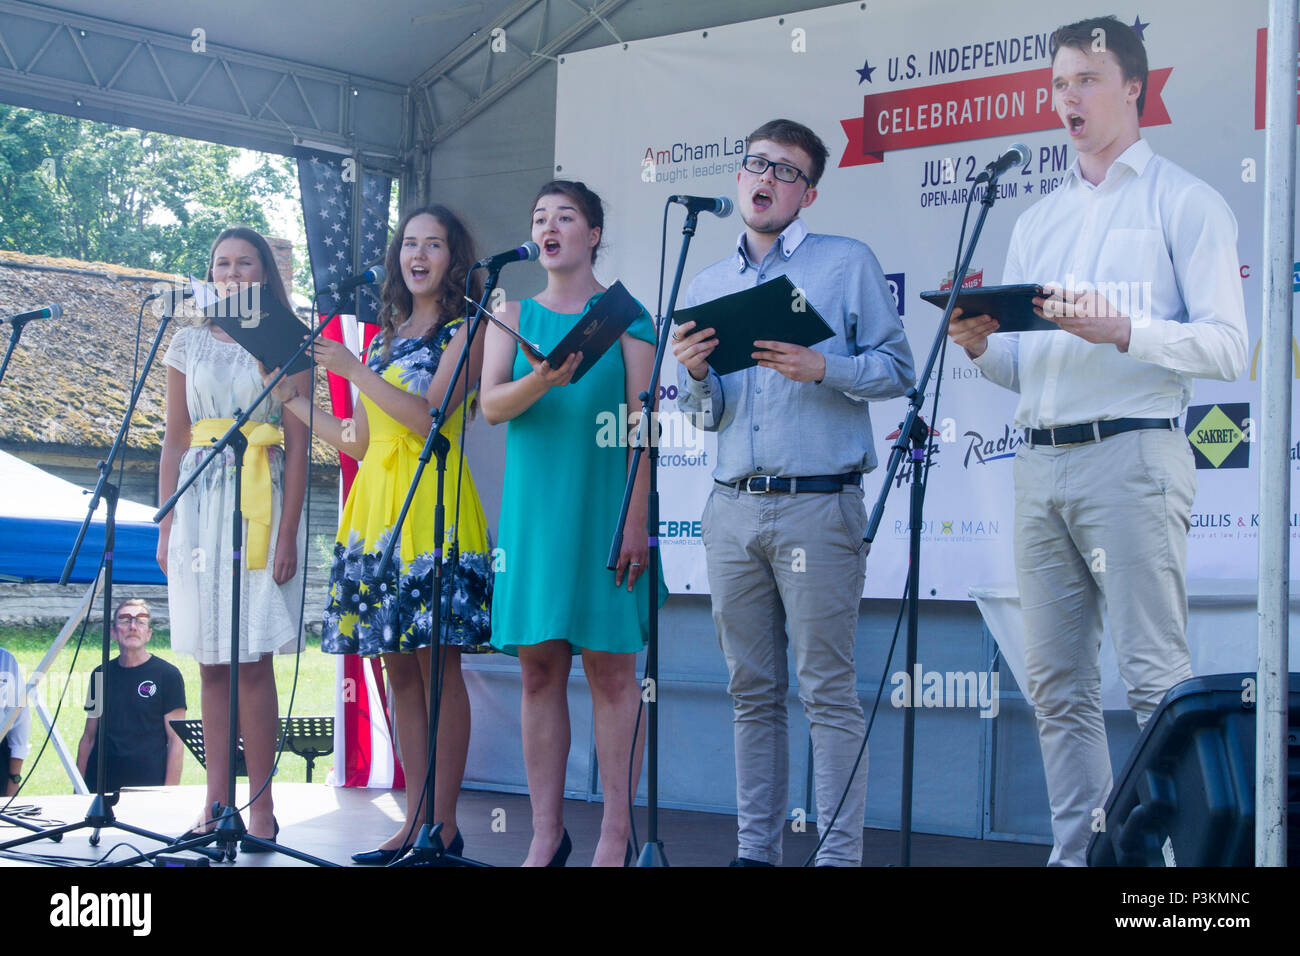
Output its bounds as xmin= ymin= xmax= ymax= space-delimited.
xmin=156 ymin=227 xmax=309 ymax=849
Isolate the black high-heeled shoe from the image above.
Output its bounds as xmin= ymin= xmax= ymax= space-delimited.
xmin=546 ymin=829 xmax=572 ymax=867
xmin=239 ymin=817 xmax=279 ymax=853
xmin=353 ymin=828 xmax=465 ymax=866
xmin=351 ymin=846 xmax=401 ymax=866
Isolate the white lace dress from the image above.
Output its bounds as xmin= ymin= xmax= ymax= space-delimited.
xmin=162 ymin=326 xmax=305 ymax=665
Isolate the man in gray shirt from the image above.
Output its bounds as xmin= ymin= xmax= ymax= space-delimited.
xmin=673 ymin=118 xmax=914 ymax=866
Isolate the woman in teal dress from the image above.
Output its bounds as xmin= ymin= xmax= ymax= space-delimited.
xmin=481 ymin=180 xmax=662 ymax=867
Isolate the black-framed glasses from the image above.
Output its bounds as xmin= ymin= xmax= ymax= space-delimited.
xmin=116 ymin=614 xmax=150 ymax=627
xmin=741 ymin=154 xmax=811 ymax=186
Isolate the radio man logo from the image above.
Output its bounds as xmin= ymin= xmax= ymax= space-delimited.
xmin=1184 ymin=403 xmax=1249 ymax=469
xmin=137 ymin=680 xmax=157 ymax=699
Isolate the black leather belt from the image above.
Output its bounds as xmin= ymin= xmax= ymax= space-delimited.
xmin=716 ymin=472 xmax=861 ymax=494
xmin=1024 ymin=417 xmax=1178 ymax=447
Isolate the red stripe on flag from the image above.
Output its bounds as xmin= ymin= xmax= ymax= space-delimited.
xmin=322 ymin=313 xmax=396 ymax=787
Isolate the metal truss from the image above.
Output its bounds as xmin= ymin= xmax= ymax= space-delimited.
xmin=409 ymin=0 xmax=631 ymax=152
xmin=0 ymin=0 xmax=406 ymax=171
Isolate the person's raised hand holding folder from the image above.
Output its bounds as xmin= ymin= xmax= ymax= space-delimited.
xmin=670 ymin=319 xmax=717 ymax=380
xmin=523 ymin=344 xmax=583 ymax=388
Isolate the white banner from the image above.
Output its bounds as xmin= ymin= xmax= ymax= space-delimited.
xmin=555 ymin=0 xmax=1299 ymax=599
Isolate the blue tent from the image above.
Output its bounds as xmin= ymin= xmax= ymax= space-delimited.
xmin=0 ymin=450 xmax=164 ymax=585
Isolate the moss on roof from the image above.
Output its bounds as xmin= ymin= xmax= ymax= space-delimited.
xmin=0 ymin=252 xmax=337 ymax=465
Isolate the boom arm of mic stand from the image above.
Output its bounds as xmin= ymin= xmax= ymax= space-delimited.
xmin=864 ymin=174 xmax=1005 ymax=544
xmin=154 ymin=303 xmax=339 ymax=525
xmin=60 ymin=306 xmax=176 ymax=586
xmin=607 ymin=208 xmax=699 ymax=568
xmin=0 ymin=317 xmax=31 ymax=389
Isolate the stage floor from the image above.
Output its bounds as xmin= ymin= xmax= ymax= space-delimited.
xmin=0 ymin=784 xmax=1048 ymax=867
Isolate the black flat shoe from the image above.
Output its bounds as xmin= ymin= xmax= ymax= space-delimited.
xmin=546 ymin=829 xmax=572 ymax=867
xmin=239 ymin=817 xmax=279 ymax=854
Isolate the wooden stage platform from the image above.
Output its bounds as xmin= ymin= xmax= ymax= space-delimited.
xmin=0 ymin=784 xmax=1048 ymax=867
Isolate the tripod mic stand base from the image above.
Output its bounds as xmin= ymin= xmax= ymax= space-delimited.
xmin=634 ymin=841 xmax=669 ymax=867
xmin=391 ymin=822 xmax=491 ymax=867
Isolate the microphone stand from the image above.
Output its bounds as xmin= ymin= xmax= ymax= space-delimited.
xmin=607 ymin=205 xmax=703 ymax=867
xmin=0 ymin=316 xmax=57 ymax=838
xmin=376 ymin=273 xmax=502 ymax=868
xmin=141 ymin=301 xmax=344 ymax=867
xmin=0 ymin=317 xmax=34 ymax=388
xmin=0 ymin=294 xmax=221 ymax=861
xmin=862 ymin=169 xmax=1009 ymax=866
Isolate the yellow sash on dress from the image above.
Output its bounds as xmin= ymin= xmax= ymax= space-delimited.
xmin=190 ymin=418 xmax=284 ymax=570
xmin=368 ymin=431 xmax=427 ymax=567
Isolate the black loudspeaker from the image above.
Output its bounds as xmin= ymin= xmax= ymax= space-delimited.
xmin=1088 ymin=672 xmax=1299 ymax=866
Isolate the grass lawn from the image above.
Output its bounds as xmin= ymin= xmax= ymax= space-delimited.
xmin=2 ymin=624 xmax=338 ymax=797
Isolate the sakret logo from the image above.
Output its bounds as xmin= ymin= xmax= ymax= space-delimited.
xmin=1185 ymin=403 xmax=1250 ymax=470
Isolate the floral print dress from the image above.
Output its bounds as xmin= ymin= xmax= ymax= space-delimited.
xmin=321 ymin=324 xmax=492 ymax=656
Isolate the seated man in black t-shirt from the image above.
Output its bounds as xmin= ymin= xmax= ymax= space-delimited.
xmin=77 ymin=599 xmax=187 ymax=790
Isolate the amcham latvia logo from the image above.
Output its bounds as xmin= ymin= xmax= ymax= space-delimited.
xmin=1185 ymin=403 xmax=1250 ymax=470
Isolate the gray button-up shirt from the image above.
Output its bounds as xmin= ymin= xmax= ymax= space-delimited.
xmin=676 ymin=218 xmax=915 ymax=483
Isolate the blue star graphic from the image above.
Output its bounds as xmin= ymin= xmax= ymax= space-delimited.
xmin=856 ymin=59 xmax=876 ymax=84
xmin=1131 ymin=15 xmax=1148 ymax=40
xmin=1023 ymin=182 xmax=1034 ymax=193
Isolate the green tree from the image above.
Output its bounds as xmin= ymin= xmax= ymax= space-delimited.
xmin=0 ymin=104 xmax=294 ymax=276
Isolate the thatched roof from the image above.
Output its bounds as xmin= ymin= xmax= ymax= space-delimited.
xmin=0 ymin=251 xmax=335 ymax=465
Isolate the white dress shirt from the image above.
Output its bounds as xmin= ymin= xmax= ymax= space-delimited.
xmin=0 ymin=647 xmax=30 ymax=759
xmin=973 ymin=139 xmax=1248 ymax=429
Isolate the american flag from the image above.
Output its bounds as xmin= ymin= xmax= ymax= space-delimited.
xmin=296 ymin=148 xmax=391 ymax=324
xmin=294 ymin=148 xmax=403 ymax=790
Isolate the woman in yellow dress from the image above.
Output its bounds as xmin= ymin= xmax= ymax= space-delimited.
xmin=266 ymin=205 xmax=492 ymax=864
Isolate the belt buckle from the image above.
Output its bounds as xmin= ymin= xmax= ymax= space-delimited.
xmin=744 ymin=475 xmax=772 ymax=494
xmin=1090 ymin=421 xmax=1102 ymax=443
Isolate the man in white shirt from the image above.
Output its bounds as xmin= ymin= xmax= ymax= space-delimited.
xmin=0 ymin=647 xmax=30 ymax=796
xmin=949 ymin=15 xmax=1247 ymax=865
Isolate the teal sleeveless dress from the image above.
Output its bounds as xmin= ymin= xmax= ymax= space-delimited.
xmin=490 ymin=293 xmax=666 ymax=656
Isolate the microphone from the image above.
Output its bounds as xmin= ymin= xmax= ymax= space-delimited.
xmin=320 ymin=264 xmax=386 ymax=296
xmin=2 ymin=304 xmax=62 ymax=324
xmin=474 ymin=241 xmax=540 ymax=271
xmin=975 ymin=143 xmax=1030 ymax=183
xmin=669 ymin=195 xmax=733 ymax=217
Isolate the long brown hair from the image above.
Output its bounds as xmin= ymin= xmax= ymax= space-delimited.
xmin=378 ymin=205 xmax=481 ymax=359
xmin=205 ymin=226 xmax=295 ymax=315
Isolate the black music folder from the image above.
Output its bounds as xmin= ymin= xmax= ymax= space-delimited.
xmin=204 ymin=282 xmax=313 ymax=375
xmin=920 ymin=283 xmax=1056 ymax=333
xmin=671 ymin=275 xmax=834 ymax=376
xmin=544 ymin=280 xmax=644 ymax=385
